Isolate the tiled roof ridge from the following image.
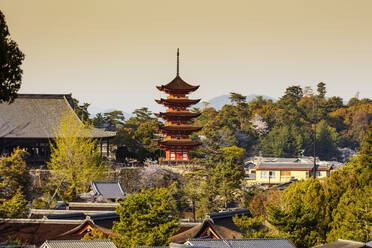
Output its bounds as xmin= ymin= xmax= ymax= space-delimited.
xmin=188 ymin=238 xmax=290 ymax=241
xmin=45 ymin=240 xmax=113 ymax=242
xmin=17 ymin=93 xmax=72 ymax=99
xmin=93 ymin=181 xmax=121 ymax=184
xmin=0 ymin=218 xmax=85 ymax=224
xmin=158 ymin=75 xmax=199 ymax=91
xmin=337 ymin=239 xmax=365 ymax=244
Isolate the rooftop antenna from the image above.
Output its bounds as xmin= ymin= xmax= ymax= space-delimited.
xmin=176 ymin=48 xmax=179 ymax=76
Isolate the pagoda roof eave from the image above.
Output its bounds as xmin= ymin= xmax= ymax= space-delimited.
xmin=156 ymin=75 xmax=199 ymax=93
xmin=155 ymin=112 xmax=201 ymax=119
xmin=159 ymin=140 xmax=201 ymax=147
xmin=155 ymin=98 xmax=201 ymax=105
xmin=160 ymin=126 xmax=202 ymax=132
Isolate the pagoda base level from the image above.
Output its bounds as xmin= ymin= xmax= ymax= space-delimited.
xmin=159 ymin=159 xmax=194 ymax=166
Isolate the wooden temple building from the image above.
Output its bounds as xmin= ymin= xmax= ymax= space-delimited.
xmin=0 ymin=94 xmax=116 ymax=166
xmin=155 ymin=49 xmax=202 ymax=163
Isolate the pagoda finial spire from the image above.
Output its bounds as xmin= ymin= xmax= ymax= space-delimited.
xmin=177 ymin=48 xmax=179 ymax=76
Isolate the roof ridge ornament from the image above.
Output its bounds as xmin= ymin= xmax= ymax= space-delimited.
xmin=177 ymin=48 xmax=180 ymax=76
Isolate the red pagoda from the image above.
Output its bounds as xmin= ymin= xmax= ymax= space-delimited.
xmin=155 ymin=49 xmax=202 ymax=162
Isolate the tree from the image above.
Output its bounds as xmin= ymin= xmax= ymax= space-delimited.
xmin=92 ymin=113 xmax=105 ymax=127
xmin=72 ymin=98 xmax=90 ymax=122
xmin=266 ymin=125 xmax=372 ymax=246
xmin=326 ymin=126 xmax=372 ymax=242
xmin=104 ymin=111 xmax=125 ymax=127
xmin=267 ymin=178 xmax=328 ymax=248
xmin=113 ymin=188 xmax=179 ymax=248
xmin=0 ymin=148 xmax=30 ymax=218
xmin=280 ymin=85 xmax=303 ymax=106
xmin=317 ymin=82 xmax=327 ymax=99
xmin=0 ymin=10 xmax=25 ymax=103
xmin=261 ymin=125 xmax=302 ymax=158
xmin=211 ymin=146 xmax=245 ymax=209
xmin=131 ymin=107 xmax=154 ymax=123
xmin=47 ymin=112 xmax=106 ymax=202
xmin=229 ymin=92 xmax=247 ymax=105
xmin=327 ymin=186 xmax=372 ymax=242
xmin=250 ymin=114 xmax=268 ymax=135
xmin=315 ymin=120 xmax=339 ymax=160
xmin=233 ymin=215 xmax=270 ymax=238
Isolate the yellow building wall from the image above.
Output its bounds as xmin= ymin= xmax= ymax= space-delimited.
xmin=254 ymin=170 xmax=310 ymax=184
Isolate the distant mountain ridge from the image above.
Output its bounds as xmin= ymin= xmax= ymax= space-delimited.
xmin=88 ymin=106 xmax=133 ymax=119
xmin=88 ymin=94 xmax=275 ymax=119
xmin=195 ymin=94 xmax=275 ymax=110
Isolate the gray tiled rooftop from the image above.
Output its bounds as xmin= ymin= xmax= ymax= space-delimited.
xmin=41 ymin=240 xmax=117 ymax=248
xmin=187 ymin=238 xmax=296 ymax=248
xmin=92 ymin=181 xmax=126 ymax=200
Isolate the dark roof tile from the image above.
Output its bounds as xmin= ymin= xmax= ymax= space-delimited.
xmin=92 ymin=181 xmax=126 ymax=200
xmin=187 ymin=238 xmax=296 ymax=248
xmin=0 ymin=94 xmax=115 ymax=139
xmin=41 ymin=240 xmax=117 ymax=248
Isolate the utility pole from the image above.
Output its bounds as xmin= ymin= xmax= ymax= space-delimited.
xmin=313 ymin=97 xmax=317 ymax=178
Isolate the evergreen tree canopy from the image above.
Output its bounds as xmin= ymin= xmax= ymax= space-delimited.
xmin=0 ymin=10 xmax=24 ymax=103
xmin=267 ymin=125 xmax=372 ymax=247
xmin=113 ymin=187 xmax=179 ymax=248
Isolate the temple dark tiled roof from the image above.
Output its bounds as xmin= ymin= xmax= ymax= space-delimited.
xmin=171 ymin=209 xmax=251 ymax=243
xmin=207 ymin=209 xmax=251 ymax=220
xmin=41 ymin=240 xmax=117 ymax=248
xmin=186 ymin=238 xmax=297 ymax=248
xmin=91 ymin=181 xmax=126 ymax=200
xmin=0 ymin=94 xmax=115 ymax=139
xmin=0 ymin=219 xmax=85 ymax=246
xmin=314 ymin=239 xmax=370 ymax=248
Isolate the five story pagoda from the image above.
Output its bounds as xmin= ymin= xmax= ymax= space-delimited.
xmin=155 ymin=49 xmax=202 ymax=162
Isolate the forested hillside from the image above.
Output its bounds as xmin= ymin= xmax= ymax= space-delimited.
xmin=192 ymin=83 xmax=372 ymax=161
xmin=87 ymin=82 xmax=371 ymax=163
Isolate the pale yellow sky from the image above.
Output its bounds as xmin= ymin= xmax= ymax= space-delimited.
xmin=2 ymin=0 xmax=372 ymax=113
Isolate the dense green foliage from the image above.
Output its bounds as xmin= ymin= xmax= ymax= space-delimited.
xmin=182 ymin=146 xmax=246 ymax=218
xmin=0 ymin=10 xmax=24 ymax=103
xmin=233 ymin=215 xmax=270 ymax=238
xmin=0 ymin=148 xmax=30 ymax=218
xmin=265 ymin=125 xmax=372 ymax=247
xmin=113 ymin=187 xmax=179 ymax=248
xmin=193 ymin=83 xmax=371 ymax=160
xmin=92 ymin=107 xmax=161 ymax=163
xmin=86 ymin=83 xmax=371 ymax=163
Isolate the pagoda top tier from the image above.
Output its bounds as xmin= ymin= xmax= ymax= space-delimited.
xmin=156 ymin=49 xmax=199 ymax=94
xmin=156 ymin=75 xmax=199 ymax=94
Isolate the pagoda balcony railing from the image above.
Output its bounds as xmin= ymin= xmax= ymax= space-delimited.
xmin=159 ymin=160 xmax=195 ymax=166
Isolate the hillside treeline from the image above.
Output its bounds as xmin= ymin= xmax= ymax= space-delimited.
xmin=85 ymin=82 xmax=371 ymax=163
xmin=192 ymin=83 xmax=372 ymax=161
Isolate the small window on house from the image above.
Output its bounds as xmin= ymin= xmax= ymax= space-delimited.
xmin=281 ymin=171 xmax=291 ymax=177
xmin=261 ymin=171 xmax=268 ymax=179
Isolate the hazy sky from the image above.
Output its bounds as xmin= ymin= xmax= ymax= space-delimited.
xmin=2 ymin=0 xmax=372 ymax=114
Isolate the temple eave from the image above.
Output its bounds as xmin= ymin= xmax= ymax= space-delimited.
xmin=160 ymin=126 xmax=202 ymax=132
xmin=159 ymin=141 xmax=201 ymax=147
